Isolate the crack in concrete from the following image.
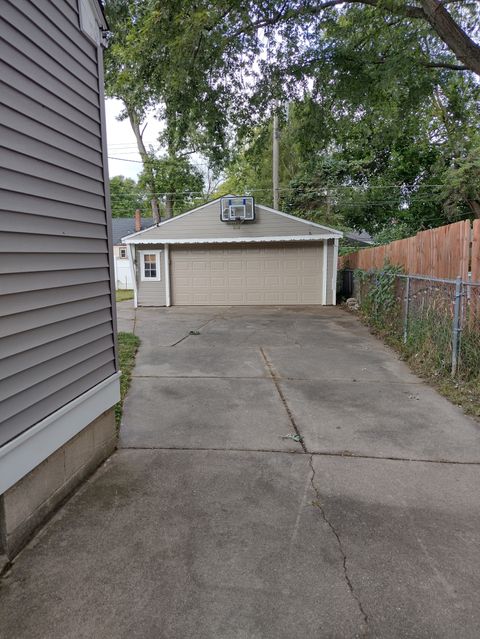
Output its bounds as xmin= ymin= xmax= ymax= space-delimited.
xmin=308 ymin=455 xmax=369 ymax=637
xmin=259 ymin=347 xmax=307 ymax=453
xmin=169 ymin=312 xmax=226 ymax=347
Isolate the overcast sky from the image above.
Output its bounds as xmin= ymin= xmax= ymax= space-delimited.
xmin=105 ymin=98 xmax=162 ymax=181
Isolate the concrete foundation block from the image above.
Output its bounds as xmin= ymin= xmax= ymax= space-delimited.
xmin=0 ymin=408 xmax=117 ymax=561
xmin=64 ymin=423 xmax=95 ymax=478
xmin=94 ymin=409 xmax=118 ymax=446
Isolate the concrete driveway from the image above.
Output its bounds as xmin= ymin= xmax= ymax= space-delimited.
xmin=1 ymin=304 xmax=480 ymax=638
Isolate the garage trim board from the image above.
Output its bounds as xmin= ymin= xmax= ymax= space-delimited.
xmin=123 ymin=197 xmax=342 ymax=307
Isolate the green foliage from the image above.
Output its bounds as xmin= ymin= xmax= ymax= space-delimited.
xmin=138 ymin=155 xmax=205 ymax=216
xmin=110 ymin=176 xmax=146 ymax=217
xmin=356 ymin=265 xmax=403 ymax=331
xmin=441 ymin=145 xmax=480 ymax=218
xmin=105 ymin=0 xmax=480 ymax=233
xmin=116 ymin=332 xmax=140 ymax=427
xmin=104 ymin=1 xmax=154 ymax=122
xmin=374 ymin=223 xmax=413 ymax=245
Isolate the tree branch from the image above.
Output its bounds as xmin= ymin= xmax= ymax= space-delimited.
xmin=236 ymin=0 xmax=480 ymax=76
xmin=240 ymin=0 xmax=425 ymax=33
xmin=423 ymin=61 xmax=468 ymax=70
xmin=420 ymin=0 xmax=480 ymax=75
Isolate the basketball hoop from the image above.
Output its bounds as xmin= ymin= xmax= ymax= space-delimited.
xmin=220 ymin=196 xmax=256 ymax=223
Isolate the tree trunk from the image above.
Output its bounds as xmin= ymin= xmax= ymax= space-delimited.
xmin=420 ymin=0 xmax=480 ymax=76
xmin=128 ymin=111 xmax=161 ymax=224
xmin=468 ymin=200 xmax=480 ymax=219
xmin=165 ymin=193 xmax=174 ymax=219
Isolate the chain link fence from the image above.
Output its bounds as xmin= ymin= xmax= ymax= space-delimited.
xmin=351 ymin=270 xmax=480 ymax=382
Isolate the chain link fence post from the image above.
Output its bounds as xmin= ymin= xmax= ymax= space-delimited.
xmin=403 ymin=275 xmax=410 ymax=344
xmin=451 ymin=276 xmax=463 ymax=377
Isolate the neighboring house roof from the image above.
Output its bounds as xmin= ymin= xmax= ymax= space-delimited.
xmin=344 ymin=230 xmax=374 ymax=246
xmin=122 ymin=197 xmax=343 ymax=244
xmin=111 ymin=217 xmax=154 ymax=245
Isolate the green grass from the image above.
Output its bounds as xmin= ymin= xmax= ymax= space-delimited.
xmin=116 ymin=332 xmax=140 ymax=427
xmin=116 ymin=289 xmax=134 ymax=302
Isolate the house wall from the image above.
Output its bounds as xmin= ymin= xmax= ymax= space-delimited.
xmin=115 ymin=258 xmax=133 ymax=289
xmin=114 ymin=245 xmax=133 ymax=289
xmin=0 ymin=0 xmax=119 ymax=559
xmin=135 ymin=245 xmax=167 ymax=306
xmin=130 ymin=202 xmax=330 ymax=241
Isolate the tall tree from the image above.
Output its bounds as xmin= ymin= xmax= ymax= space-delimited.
xmin=109 ymin=175 xmax=146 ymax=217
xmin=103 ymin=1 xmax=162 ymax=222
xmin=104 ymin=0 xmax=233 ymax=218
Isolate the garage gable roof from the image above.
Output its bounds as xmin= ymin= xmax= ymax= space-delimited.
xmin=122 ymin=197 xmax=343 ymax=243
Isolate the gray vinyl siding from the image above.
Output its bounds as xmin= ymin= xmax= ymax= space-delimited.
xmin=0 ymin=0 xmax=116 ymax=447
xmin=132 ymin=202 xmax=332 ymax=241
xmin=135 ymin=245 xmax=167 ymax=306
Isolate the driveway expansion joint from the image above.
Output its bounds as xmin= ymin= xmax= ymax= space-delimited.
xmin=259 ymin=347 xmax=307 ymax=453
xmin=117 ymin=446 xmax=480 ymax=465
xmin=308 ymin=455 xmax=369 ymax=637
xmin=118 ymin=445 xmax=307 ymax=454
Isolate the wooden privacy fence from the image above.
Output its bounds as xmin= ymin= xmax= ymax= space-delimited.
xmin=473 ymin=219 xmax=480 ymax=283
xmin=340 ymin=219 xmax=480 ymax=282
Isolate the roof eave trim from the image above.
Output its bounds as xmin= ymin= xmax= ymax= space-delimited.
xmin=124 ymin=234 xmax=342 ymax=245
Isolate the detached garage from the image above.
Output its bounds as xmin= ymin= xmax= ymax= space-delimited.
xmin=123 ymin=197 xmax=342 ymax=307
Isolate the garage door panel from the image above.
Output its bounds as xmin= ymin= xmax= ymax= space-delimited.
xmin=211 ymin=276 xmax=227 ymax=288
xmin=265 ymin=275 xmax=281 ymax=287
xmin=171 ymin=244 xmax=324 ymax=305
xmin=228 ymin=291 xmax=244 ymax=304
xmin=228 ymin=276 xmax=243 ymax=287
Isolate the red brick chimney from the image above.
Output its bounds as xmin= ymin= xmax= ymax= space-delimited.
xmin=134 ymin=209 xmax=142 ymax=232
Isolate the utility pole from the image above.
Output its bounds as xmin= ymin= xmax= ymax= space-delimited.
xmin=272 ymin=112 xmax=280 ymax=210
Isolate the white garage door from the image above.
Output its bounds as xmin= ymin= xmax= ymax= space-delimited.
xmin=171 ymin=243 xmax=325 ymax=305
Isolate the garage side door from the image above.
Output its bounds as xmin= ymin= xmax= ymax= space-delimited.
xmin=171 ymin=243 xmax=325 ymax=305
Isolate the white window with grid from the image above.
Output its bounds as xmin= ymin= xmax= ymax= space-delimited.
xmin=139 ymin=250 xmax=162 ymax=281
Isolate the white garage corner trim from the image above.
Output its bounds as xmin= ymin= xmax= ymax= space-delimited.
xmin=0 ymin=372 xmax=121 ymax=494
xmin=322 ymin=239 xmax=328 ymax=305
xmin=127 ymin=243 xmax=138 ymax=308
xmin=332 ymin=238 xmax=339 ymax=305
xmin=165 ymin=244 xmax=171 ymax=307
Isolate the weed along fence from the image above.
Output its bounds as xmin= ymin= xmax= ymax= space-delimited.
xmin=340 ymin=220 xmax=480 ymax=389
